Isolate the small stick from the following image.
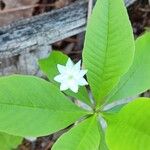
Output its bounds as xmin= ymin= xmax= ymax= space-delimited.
xmin=0 ymin=4 xmax=55 ymax=14
xmin=87 ymin=0 xmax=93 ymax=20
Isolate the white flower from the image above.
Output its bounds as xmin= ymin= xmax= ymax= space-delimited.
xmin=54 ymin=58 xmax=88 ymax=93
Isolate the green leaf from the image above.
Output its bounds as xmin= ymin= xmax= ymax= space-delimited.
xmin=83 ymin=0 xmax=135 ymax=105
xmin=0 ymin=132 xmax=22 ymax=150
xmin=0 ymin=75 xmax=88 ymax=137
xmin=39 ymin=51 xmax=91 ymax=105
xmin=52 ymin=115 xmax=100 ymax=150
xmin=39 ymin=51 xmax=68 ymax=82
xmin=106 ymin=98 xmax=150 ymax=150
xmin=107 ymin=32 xmax=150 ymax=102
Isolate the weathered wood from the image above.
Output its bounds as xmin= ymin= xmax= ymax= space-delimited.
xmin=125 ymin=0 xmax=137 ymax=6
xmin=0 ymin=0 xmax=136 ymax=59
xmin=0 ymin=0 xmax=88 ymax=58
xmin=0 ymin=45 xmax=51 ymax=76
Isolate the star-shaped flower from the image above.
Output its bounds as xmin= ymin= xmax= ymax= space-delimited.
xmin=54 ymin=58 xmax=88 ymax=93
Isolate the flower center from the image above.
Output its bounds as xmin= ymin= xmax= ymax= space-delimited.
xmin=68 ymin=75 xmax=74 ymax=80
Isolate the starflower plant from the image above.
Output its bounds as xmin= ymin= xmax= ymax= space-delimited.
xmin=0 ymin=0 xmax=150 ymax=149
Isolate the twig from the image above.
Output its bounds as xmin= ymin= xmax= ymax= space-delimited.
xmin=87 ymin=0 xmax=93 ymax=20
xmin=0 ymin=4 xmax=55 ymax=14
xmin=139 ymin=7 xmax=150 ymax=12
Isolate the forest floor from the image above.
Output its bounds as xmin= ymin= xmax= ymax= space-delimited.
xmin=0 ymin=0 xmax=150 ymax=149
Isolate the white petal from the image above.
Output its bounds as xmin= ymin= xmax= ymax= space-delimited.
xmin=69 ymin=82 xmax=79 ymax=93
xmin=66 ymin=58 xmax=74 ymax=68
xmin=25 ymin=137 xmax=37 ymax=142
xmin=60 ymin=82 xmax=69 ymax=91
xmin=57 ymin=64 xmax=66 ymax=73
xmin=73 ymin=60 xmax=81 ymax=71
xmin=78 ymin=78 xmax=88 ymax=86
xmin=79 ymin=70 xmax=88 ymax=77
xmin=54 ymin=74 xmax=63 ymax=82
